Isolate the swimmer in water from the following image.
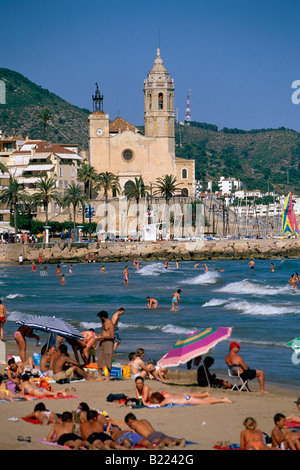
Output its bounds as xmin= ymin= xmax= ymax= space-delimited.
xmin=171 ymin=289 xmax=182 ymax=311
xmin=204 ymin=264 xmax=208 ymax=273
xmin=123 ymin=266 xmax=129 ymax=285
xmin=288 ymin=274 xmax=297 ymax=290
xmin=146 ymin=297 xmax=158 ymax=309
xmin=248 ymin=259 xmax=255 ymax=270
xmin=270 ymin=263 xmax=275 ymax=273
xmin=60 ymin=274 xmax=66 ymax=285
xmin=194 ymin=262 xmax=200 ymax=269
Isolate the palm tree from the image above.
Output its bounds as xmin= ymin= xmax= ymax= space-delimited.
xmin=123 ymin=177 xmax=149 ymax=237
xmin=95 ymin=171 xmax=121 ymax=236
xmin=154 ymin=174 xmax=181 ymax=203
xmin=62 ymin=183 xmax=87 ymax=229
xmin=77 ymin=162 xmax=98 ymax=239
xmin=0 ymin=178 xmax=27 ymax=241
xmin=37 ymin=108 xmax=53 ymax=139
xmin=33 ymin=176 xmax=61 ymax=226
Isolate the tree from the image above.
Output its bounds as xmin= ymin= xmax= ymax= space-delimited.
xmin=0 ymin=178 xmax=27 ymax=241
xmin=77 ymin=162 xmax=98 ymax=239
xmin=95 ymin=171 xmax=121 ymax=236
xmin=123 ymin=177 xmax=149 ymax=236
xmin=154 ymin=174 xmax=181 ymax=203
xmin=62 ymin=183 xmax=87 ymax=229
xmin=33 ymin=176 xmax=61 ymax=226
xmin=37 ymin=108 xmax=53 ymax=139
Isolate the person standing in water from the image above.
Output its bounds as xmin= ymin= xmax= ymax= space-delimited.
xmin=171 ymin=289 xmax=182 ymax=311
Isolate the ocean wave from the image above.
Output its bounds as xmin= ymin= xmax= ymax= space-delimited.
xmin=182 ymin=271 xmax=220 ymax=285
xmin=6 ymin=293 xmax=25 ymax=299
xmin=202 ymin=298 xmax=228 ymax=307
xmin=217 ymin=279 xmax=291 ymax=296
xmin=137 ymin=263 xmax=168 ymax=276
xmin=224 ymin=299 xmax=299 ymax=316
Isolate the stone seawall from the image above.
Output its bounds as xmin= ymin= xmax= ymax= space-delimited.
xmin=0 ymin=238 xmax=300 ymax=264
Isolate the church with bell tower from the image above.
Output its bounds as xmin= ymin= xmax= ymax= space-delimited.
xmin=88 ymin=48 xmax=195 ymax=197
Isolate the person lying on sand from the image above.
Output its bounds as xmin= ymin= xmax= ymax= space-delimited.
xmin=19 ymin=374 xmax=67 ymax=398
xmin=125 ymin=412 xmax=185 ymax=448
xmin=149 ymin=391 xmax=232 ymax=406
xmin=80 ymin=410 xmax=124 ymax=450
xmin=46 ymin=411 xmax=84 ymax=449
xmin=23 ymin=402 xmax=61 ymax=425
xmin=0 ymin=374 xmax=32 ymax=402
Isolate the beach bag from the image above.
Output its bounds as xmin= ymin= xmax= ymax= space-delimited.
xmin=38 ymin=378 xmax=54 ymax=392
xmin=106 ymin=393 xmax=127 ymax=403
xmin=122 ymin=365 xmax=131 ymax=378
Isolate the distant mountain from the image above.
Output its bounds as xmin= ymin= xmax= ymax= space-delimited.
xmin=1 ymin=68 xmax=299 ymax=194
xmin=0 ymin=68 xmax=90 ymax=150
xmin=174 ymin=122 xmax=300 ymax=194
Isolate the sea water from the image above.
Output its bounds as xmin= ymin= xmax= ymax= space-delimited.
xmin=1 ymin=258 xmax=300 ymax=388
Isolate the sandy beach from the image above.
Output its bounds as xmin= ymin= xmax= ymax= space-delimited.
xmin=0 ymin=341 xmax=299 ymax=453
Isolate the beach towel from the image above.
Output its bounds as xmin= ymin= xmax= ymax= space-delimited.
xmin=24 ymin=394 xmax=77 ymax=400
xmin=286 ymin=420 xmax=300 ymax=430
xmin=38 ymin=439 xmax=85 ymax=450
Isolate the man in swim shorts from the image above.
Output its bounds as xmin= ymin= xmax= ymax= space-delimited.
xmin=80 ymin=410 xmax=122 ymax=450
xmin=95 ymin=311 xmax=115 ymax=381
xmin=146 ymin=297 xmax=158 ymax=309
xmin=225 ymin=342 xmax=268 ymax=393
xmin=46 ymin=411 xmax=84 ymax=449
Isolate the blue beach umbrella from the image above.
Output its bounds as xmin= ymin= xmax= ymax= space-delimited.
xmin=16 ymin=314 xmax=84 ymax=341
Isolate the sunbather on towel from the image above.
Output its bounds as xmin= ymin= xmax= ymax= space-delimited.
xmin=20 ymin=374 xmax=67 ymax=399
xmin=0 ymin=374 xmax=32 ymax=402
xmin=125 ymin=412 xmax=185 ymax=448
xmin=23 ymin=402 xmax=61 ymax=425
xmin=149 ymin=391 xmax=232 ymax=406
xmin=46 ymin=411 xmax=83 ymax=449
xmin=110 ymin=427 xmax=161 ymax=449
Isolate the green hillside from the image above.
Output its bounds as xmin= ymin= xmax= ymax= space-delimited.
xmin=0 ymin=68 xmax=90 ymax=150
xmin=175 ymin=122 xmax=300 ymax=194
xmin=0 ymin=68 xmax=300 ymax=194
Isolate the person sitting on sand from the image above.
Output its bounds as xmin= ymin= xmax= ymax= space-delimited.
xmin=129 ymin=348 xmax=166 ymax=382
xmin=6 ymin=358 xmax=23 ymax=392
xmin=80 ymin=410 xmax=123 ymax=450
xmin=40 ymin=345 xmax=56 ymax=376
xmin=149 ymin=391 xmax=232 ymax=407
xmin=286 ymin=397 xmax=300 ymax=424
xmin=46 ymin=411 xmax=84 ymax=449
xmin=135 ymin=377 xmax=152 ymax=405
xmin=271 ymin=413 xmax=300 ymax=450
xmin=19 ymin=374 xmax=68 ymax=398
xmin=240 ymin=417 xmax=272 ymax=450
xmin=0 ymin=374 xmax=32 ymax=402
xmin=52 ymin=343 xmax=94 ymax=383
xmin=197 ymin=356 xmax=231 ymax=389
xmin=124 ymin=412 xmax=185 ymax=448
xmin=23 ymin=402 xmax=61 ymax=425
xmin=225 ymin=341 xmax=268 ymax=393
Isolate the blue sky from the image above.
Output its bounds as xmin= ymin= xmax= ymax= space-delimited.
xmin=2 ymin=0 xmax=300 ymax=131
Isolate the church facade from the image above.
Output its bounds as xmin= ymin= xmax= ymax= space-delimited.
xmin=88 ymin=48 xmax=195 ymax=197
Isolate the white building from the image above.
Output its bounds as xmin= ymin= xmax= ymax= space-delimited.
xmin=218 ymin=176 xmax=244 ymax=195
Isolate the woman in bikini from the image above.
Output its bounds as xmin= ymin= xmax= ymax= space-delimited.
xmin=23 ymin=402 xmax=61 ymax=424
xmin=14 ymin=326 xmax=40 ymax=363
xmin=20 ymin=374 xmax=67 ymax=398
xmin=149 ymin=391 xmax=232 ymax=406
xmin=240 ymin=417 xmax=272 ymax=450
xmin=135 ymin=377 xmax=153 ymax=405
xmin=0 ymin=374 xmax=32 ymax=402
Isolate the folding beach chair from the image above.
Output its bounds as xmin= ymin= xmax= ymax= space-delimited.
xmin=227 ymin=365 xmax=250 ymax=392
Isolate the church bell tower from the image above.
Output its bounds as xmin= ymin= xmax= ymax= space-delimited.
xmin=144 ymin=48 xmax=175 ymax=144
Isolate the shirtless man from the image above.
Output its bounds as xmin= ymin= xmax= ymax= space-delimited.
xmin=46 ymin=411 xmax=84 ymax=449
xmin=123 ymin=266 xmax=129 ymax=285
xmin=124 ymin=413 xmax=185 ymax=448
xmin=225 ymin=341 xmax=268 ymax=393
xmin=52 ymin=343 xmax=93 ymax=383
xmin=80 ymin=409 xmax=123 ymax=450
xmin=146 ymin=297 xmax=158 ymax=309
xmin=171 ymin=289 xmax=182 ymax=311
xmin=248 ymin=259 xmax=255 ymax=270
xmin=112 ymin=308 xmax=125 ymax=353
xmin=95 ymin=311 xmax=115 ymax=381
xmin=0 ymin=299 xmax=7 ymax=341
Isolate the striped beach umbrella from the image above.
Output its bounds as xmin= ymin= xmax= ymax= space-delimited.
xmin=157 ymin=326 xmax=233 ymax=368
xmin=16 ymin=314 xmax=84 ymax=341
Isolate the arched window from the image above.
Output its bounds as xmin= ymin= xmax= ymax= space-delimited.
xmin=158 ymin=93 xmax=163 ymax=110
xmin=124 ymin=180 xmax=135 ymax=191
xmin=181 ymin=168 xmax=188 ymax=179
xmin=149 ymin=93 xmax=152 ymax=110
xmin=181 ymin=188 xmax=189 ymax=197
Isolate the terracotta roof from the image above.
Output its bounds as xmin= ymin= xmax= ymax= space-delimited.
xmin=109 ymin=117 xmax=139 ymax=134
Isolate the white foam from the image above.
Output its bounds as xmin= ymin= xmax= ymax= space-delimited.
xmin=217 ymin=279 xmax=290 ymax=296
xmin=6 ymin=293 xmax=25 ymax=299
xmin=138 ymin=263 xmax=167 ymax=276
xmin=224 ymin=299 xmax=299 ymax=316
xmin=202 ymin=298 xmax=228 ymax=307
xmin=182 ymin=271 xmax=220 ymax=285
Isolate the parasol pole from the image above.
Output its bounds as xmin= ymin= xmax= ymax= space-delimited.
xmin=203 ymin=354 xmax=211 ymax=387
